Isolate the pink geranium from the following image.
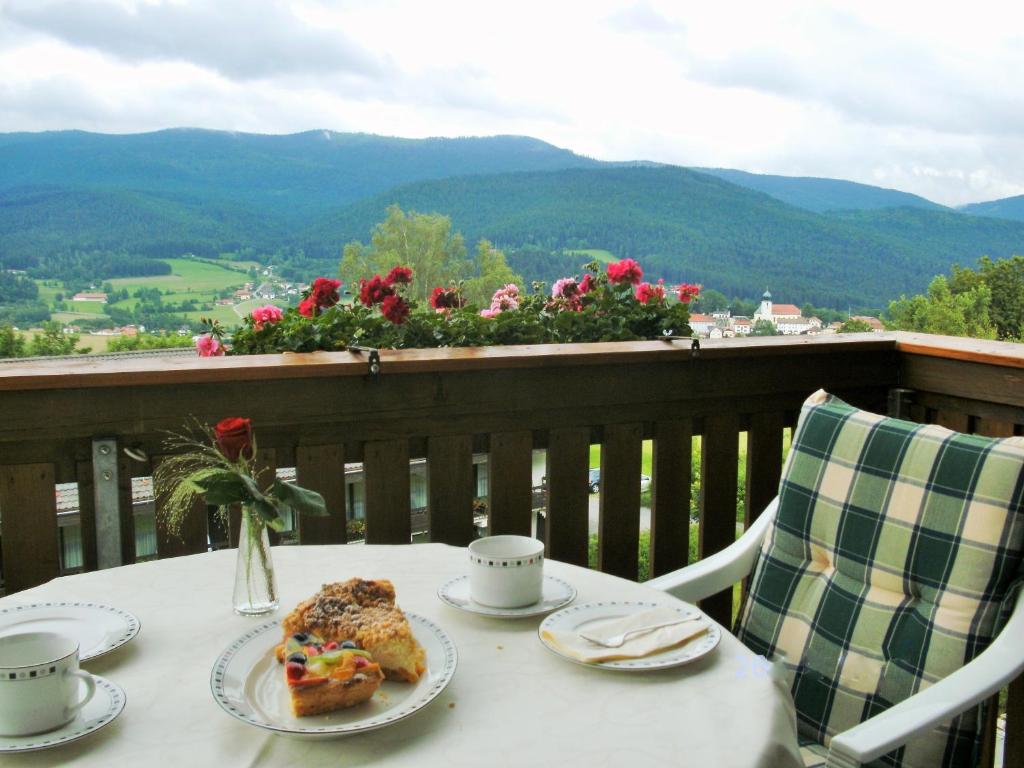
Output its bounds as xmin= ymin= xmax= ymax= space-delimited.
xmin=606 ymin=258 xmax=643 ymax=286
xmin=250 ymin=305 xmax=283 ymax=330
xmin=195 ymin=334 xmax=224 ymax=357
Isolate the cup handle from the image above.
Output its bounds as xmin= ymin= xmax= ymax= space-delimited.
xmin=64 ymin=670 xmax=96 ymax=719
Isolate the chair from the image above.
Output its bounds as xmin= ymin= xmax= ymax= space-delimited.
xmin=648 ymin=390 xmax=1024 ymax=768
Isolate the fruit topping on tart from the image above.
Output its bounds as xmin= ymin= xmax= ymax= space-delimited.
xmin=281 ymin=578 xmax=426 ymax=683
xmin=278 ymin=632 xmax=384 ymax=716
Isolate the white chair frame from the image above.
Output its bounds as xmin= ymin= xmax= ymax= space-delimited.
xmin=647 ymin=497 xmax=1024 ymax=768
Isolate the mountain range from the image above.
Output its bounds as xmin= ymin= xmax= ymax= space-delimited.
xmin=1 ymin=128 xmax=1022 ymax=308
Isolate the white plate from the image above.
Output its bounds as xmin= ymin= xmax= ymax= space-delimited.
xmin=437 ymin=575 xmax=576 ymax=618
xmin=210 ymin=613 xmax=457 ymax=737
xmin=0 ymin=675 xmax=125 ymax=753
xmin=538 ymin=600 xmax=721 ymax=671
xmin=0 ymin=603 xmax=140 ymax=662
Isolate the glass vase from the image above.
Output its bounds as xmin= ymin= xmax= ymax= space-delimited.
xmin=233 ymin=505 xmax=279 ymax=616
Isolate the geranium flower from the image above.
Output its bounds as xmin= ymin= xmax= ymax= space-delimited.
xmin=635 ymin=282 xmax=666 ymax=305
xmin=195 ymin=334 xmax=224 ymax=357
xmin=606 ymin=258 xmax=643 ymax=286
xmin=479 ymin=308 xmax=499 ymax=319
xmin=250 ymin=305 xmax=283 ymax=330
xmin=310 ymin=277 xmax=342 ymax=309
xmin=429 ymin=286 xmax=465 ymax=312
xmin=489 ymin=284 xmax=520 ymax=313
xmin=359 ymin=275 xmax=394 ymax=307
xmin=381 ymin=294 xmax=410 ymax=324
xmin=297 ymin=296 xmax=316 ymax=318
xmin=676 ymin=283 xmax=701 ymax=303
xmin=385 ymin=266 xmax=413 ymax=285
xmin=579 ymin=274 xmax=596 ymax=294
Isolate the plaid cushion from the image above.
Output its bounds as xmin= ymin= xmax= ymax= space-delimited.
xmin=735 ymin=390 xmax=1024 ymax=768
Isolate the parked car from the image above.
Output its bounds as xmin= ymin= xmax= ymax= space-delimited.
xmin=587 ymin=468 xmax=651 ymax=494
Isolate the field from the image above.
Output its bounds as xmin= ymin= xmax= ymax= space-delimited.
xmin=565 ymin=249 xmax=617 ymax=264
xmin=18 ymin=329 xmax=113 ymax=353
xmin=107 ymin=258 xmax=248 ymax=294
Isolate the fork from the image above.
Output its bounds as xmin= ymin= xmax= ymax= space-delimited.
xmin=578 ymin=616 xmax=700 ymax=648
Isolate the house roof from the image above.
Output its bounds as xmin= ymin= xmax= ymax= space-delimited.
xmin=772 ymin=304 xmax=802 ymax=317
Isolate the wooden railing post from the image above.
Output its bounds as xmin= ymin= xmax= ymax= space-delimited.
xmin=699 ymin=413 xmax=740 ymax=627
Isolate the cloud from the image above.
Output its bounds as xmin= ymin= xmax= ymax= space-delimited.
xmin=2 ymin=0 xmax=388 ymax=82
xmin=683 ymin=9 xmax=1024 ymax=138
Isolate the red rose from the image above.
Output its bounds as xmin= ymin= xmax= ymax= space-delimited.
xmin=380 ymin=294 xmax=410 ymax=324
xmin=359 ymin=275 xmax=394 ymax=307
xmin=214 ymin=417 xmax=253 ymax=462
xmin=385 ymin=266 xmax=413 ymax=285
xmin=606 ymin=258 xmax=643 ymax=286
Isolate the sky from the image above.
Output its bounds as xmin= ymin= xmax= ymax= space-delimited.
xmin=1 ymin=0 xmax=1022 ymax=206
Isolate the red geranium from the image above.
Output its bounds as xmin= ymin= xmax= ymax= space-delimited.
xmin=635 ymin=281 xmax=666 ymax=305
xmin=359 ymin=275 xmax=394 ymax=307
xmin=429 ymin=286 xmax=465 ymax=312
xmin=381 ymin=294 xmax=410 ymax=324
xmin=385 ymin=266 xmax=413 ymax=285
xmin=606 ymin=258 xmax=643 ymax=286
xmin=214 ymin=417 xmax=253 ymax=462
xmin=579 ymin=273 xmax=596 ymax=294
xmin=310 ymin=277 xmax=342 ymax=309
xmin=676 ymin=283 xmax=701 ymax=303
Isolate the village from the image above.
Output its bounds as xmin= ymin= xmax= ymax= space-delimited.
xmin=686 ymin=289 xmax=885 ymax=338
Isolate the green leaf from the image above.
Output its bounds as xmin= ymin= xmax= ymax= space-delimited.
xmin=252 ymin=498 xmax=283 ymax=530
xmin=271 ymin=479 xmax=328 ymax=516
xmin=187 ymin=470 xmax=252 ymax=505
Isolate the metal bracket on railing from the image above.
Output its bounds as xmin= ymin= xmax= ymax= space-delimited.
xmin=660 ymin=335 xmax=701 ymax=358
xmin=92 ymin=437 xmax=124 ymax=570
xmin=347 ymin=345 xmax=381 ymax=378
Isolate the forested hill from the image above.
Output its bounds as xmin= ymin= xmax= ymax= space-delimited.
xmin=959 ymin=194 xmax=1024 ymax=223
xmin=0 ymin=129 xmax=599 ymax=224
xmin=306 ymin=166 xmax=1024 ymax=307
xmin=693 ymin=168 xmax=947 ymax=213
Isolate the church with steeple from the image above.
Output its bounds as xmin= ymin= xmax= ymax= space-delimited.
xmin=753 ymin=289 xmax=822 ymax=334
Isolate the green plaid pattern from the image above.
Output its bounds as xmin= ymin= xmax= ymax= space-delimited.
xmin=736 ymin=390 xmax=1024 ymax=768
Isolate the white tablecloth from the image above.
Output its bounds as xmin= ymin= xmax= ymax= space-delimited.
xmin=0 ymin=544 xmax=802 ymax=767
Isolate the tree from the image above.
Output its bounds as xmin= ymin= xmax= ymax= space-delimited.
xmin=462 ymin=240 xmax=523 ymax=307
xmin=0 ymin=324 xmax=26 ymax=358
xmin=751 ymin=319 xmax=778 ymax=336
xmin=887 ymin=275 xmax=996 ymax=339
xmin=339 ymin=205 xmax=470 ymax=301
xmin=950 ymin=256 xmax=1024 ymax=341
xmin=837 ymin=318 xmax=874 ymax=334
xmin=693 ymin=288 xmax=728 ymax=314
xmin=29 ymin=322 xmax=84 ymax=356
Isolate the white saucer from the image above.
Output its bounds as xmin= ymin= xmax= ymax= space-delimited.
xmin=0 ymin=675 xmax=126 ymax=753
xmin=438 ymin=575 xmax=576 ymax=618
xmin=0 ymin=602 xmax=140 ymax=661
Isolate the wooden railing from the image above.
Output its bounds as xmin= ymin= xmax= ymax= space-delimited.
xmin=0 ymin=332 xmax=1021 ymax=763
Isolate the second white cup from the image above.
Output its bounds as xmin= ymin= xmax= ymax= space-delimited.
xmin=468 ymin=535 xmax=544 ymax=608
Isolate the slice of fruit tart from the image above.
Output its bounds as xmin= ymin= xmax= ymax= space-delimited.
xmin=279 ymin=633 xmax=385 ymax=716
xmin=281 ymin=578 xmax=426 ymax=683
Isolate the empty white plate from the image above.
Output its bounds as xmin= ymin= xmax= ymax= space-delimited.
xmin=0 ymin=603 xmax=140 ymax=662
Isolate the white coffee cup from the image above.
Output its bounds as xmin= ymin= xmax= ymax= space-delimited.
xmin=468 ymin=535 xmax=544 ymax=608
xmin=0 ymin=632 xmax=96 ymax=736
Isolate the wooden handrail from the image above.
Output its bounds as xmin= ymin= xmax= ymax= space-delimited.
xmin=0 ymin=333 xmax=901 ymax=391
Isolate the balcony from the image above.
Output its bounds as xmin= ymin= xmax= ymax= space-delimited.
xmin=0 ymin=332 xmax=1021 ymax=764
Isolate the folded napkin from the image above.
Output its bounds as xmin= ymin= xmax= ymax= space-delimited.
xmin=542 ymin=606 xmax=710 ymax=663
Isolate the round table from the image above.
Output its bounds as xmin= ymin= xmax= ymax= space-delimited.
xmin=0 ymin=544 xmax=802 ymax=767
